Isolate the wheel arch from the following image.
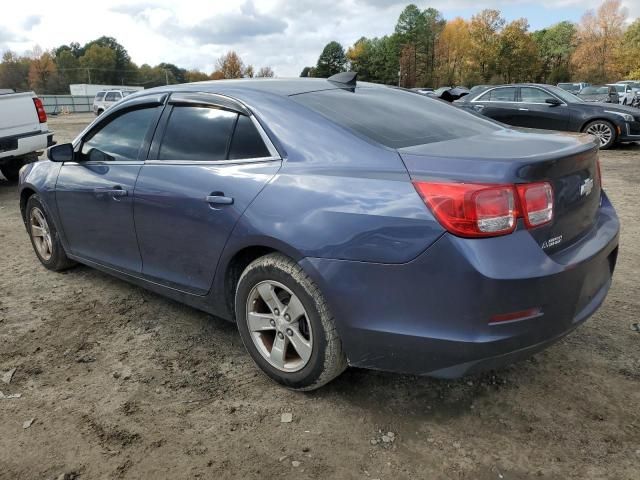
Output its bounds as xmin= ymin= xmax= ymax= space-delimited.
xmin=19 ymin=186 xmax=37 ymax=222
xmin=580 ymin=117 xmax=618 ymax=134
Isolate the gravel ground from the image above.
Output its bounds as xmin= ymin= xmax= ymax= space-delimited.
xmin=0 ymin=113 xmax=639 ymax=480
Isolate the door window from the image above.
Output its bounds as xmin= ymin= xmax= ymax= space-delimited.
xmin=158 ymin=106 xmax=271 ymax=161
xmin=476 ymin=87 xmax=516 ymax=102
xmin=80 ymin=107 xmax=159 ymax=162
xmin=105 ymin=92 xmax=119 ymax=102
xmin=520 ymin=87 xmax=553 ymax=103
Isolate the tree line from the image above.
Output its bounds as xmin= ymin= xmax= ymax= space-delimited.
xmin=0 ymin=37 xmax=274 ymax=94
xmin=303 ymin=0 xmax=640 ymax=88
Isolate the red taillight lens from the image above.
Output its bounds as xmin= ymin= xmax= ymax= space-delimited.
xmin=413 ymin=182 xmax=517 ymax=237
xmin=516 ymin=182 xmax=554 ymax=228
xmin=33 ymin=98 xmax=47 ymax=123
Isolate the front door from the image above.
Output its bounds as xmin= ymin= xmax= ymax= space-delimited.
xmin=133 ymin=96 xmax=281 ymax=294
xmin=512 ymin=87 xmax=569 ymax=130
xmin=55 ymin=105 xmax=161 ymax=272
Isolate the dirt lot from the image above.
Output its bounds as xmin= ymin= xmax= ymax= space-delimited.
xmin=0 ymin=113 xmax=639 ymax=480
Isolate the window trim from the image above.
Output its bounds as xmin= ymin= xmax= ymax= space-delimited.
xmin=471 ymin=86 xmax=518 ymax=103
xmin=146 ymin=101 xmax=281 ymax=165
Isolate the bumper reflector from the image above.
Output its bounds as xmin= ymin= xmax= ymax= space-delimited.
xmin=490 ymin=307 xmax=543 ymax=325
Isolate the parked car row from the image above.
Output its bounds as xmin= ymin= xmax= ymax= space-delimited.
xmin=454 ymin=83 xmax=640 ymax=149
xmin=558 ymin=80 xmax=640 ymax=106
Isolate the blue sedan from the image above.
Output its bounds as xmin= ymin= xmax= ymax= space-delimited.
xmin=19 ymin=74 xmax=619 ymax=390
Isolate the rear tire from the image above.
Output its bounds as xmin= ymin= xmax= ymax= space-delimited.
xmin=25 ymin=194 xmax=76 ymax=271
xmin=0 ymin=154 xmax=38 ymax=182
xmin=583 ymin=120 xmax=616 ymax=150
xmin=235 ymin=253 xmax=346 ymax=391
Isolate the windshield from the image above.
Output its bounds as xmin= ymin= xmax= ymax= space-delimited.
xmin=558 ymin=83 xmax=580 ymax=93
xmin=547 ymin=85 xmax=583 ymax=103
xmin=580 ymin=86 xmax=609 ymax=94
xmin=292 ymin=87 xmax=502 ymax=149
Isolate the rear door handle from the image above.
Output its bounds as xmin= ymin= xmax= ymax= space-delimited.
xmin=518 ymin=108 xmax=529 ymax=111
xmin=473 ymin=104 xmax=484 ymax=111
xmin=205 ymin=193 xmax=234 ymax=205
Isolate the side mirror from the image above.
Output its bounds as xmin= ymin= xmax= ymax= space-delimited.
xmin=545 ymin=98 xmax=562 ymax=106
xmin=47 ymin=143 xmax=74 ymax=162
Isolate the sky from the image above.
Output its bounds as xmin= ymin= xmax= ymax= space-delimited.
xmin=1 ymin=0 xmax=638 ymax=78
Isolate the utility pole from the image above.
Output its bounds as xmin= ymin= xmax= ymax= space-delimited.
xmin=165 ymin=69 xmax=169 ymax=85
xmin=87 ymin=68 xmax=91 ymax=84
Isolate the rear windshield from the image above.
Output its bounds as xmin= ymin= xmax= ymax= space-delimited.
xmin=292 ymin=87 xmax=501 ymax=149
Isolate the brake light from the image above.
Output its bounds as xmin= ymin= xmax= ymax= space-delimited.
xmin=413 ymin=180 xmax=555 ymax=238
xmin=412 ymin=182 xmax=517 ymax=237
xmin=516 ymin=182 xmax=553 ymax=228
xmin=33 ymin=98 xmax=47 ymax=123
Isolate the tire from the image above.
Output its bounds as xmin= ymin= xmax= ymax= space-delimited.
xmin=25 ymin=194 xmax=76 ymax=271
xmin=97 ymin=109 xmax=104 ymax=116
xmin=583 ymin=120 xmax=616 ymax=150
xmin=0 ymin=159 xmax=25 ymax=182
xmin=235 ymin=253 xmax=347 ymax=391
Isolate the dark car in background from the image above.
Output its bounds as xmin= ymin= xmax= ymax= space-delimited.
xmin=19 ymin=76 xmax=619 ymax=390
xmin=577 ymin=85 xmax=619 ymax=104
xmin=456 ymin=83 xmax=640 ymax=149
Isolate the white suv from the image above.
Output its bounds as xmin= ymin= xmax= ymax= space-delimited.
xmin=93 ymin=90 xmax=136 ymax=116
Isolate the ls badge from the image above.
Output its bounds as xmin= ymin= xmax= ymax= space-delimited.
xmin=580 ymin=178 xmax=594 ymax=197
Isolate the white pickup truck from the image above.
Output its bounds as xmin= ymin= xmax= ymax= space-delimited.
xmin=0 ymin=90 xmax=54 ymax=181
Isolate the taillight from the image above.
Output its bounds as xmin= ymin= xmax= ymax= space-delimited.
xmin=413 ymin=180 xmax=555 ymax=238
xmin=33 ymin=98 xmax=47 ymax=123
xmin=516 ymin=182 xmax=553 ymax=228
xmin=413 ymin=182 xmax=517 ymax=237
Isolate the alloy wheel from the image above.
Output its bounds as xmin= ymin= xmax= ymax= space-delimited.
xmin=245 ymin=280 xmax=313 ymax=372
xmin=29 ymin=207 xmax=53 ymax=261
xmin=585 ymin=123 xmax=613 ymax=147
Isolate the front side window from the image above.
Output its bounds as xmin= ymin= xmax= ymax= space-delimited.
xmin=95 ymin=92 xmax=105 ymax=101
xmin=105 ymin=92 xmax=118 ymax=101
xmin=80 ymin=107 xmax=159 ymax=162
xmin=520 ymin=87 xmax=552 ymax=103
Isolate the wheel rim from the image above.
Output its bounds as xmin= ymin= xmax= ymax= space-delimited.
xmin=586 ymin=123 xmax=613 ymax=147
xmin=29 ymin=207 xmax=53 ymax=261
xmin=246 ymin=280 xmax=313 ymax=373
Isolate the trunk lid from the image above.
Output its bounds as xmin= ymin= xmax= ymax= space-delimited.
xmin=399 ymin=129 xmax=601 ymax=253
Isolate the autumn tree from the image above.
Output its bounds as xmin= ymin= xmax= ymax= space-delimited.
xmin=315 ymin=41 xmax=347 ymax=78
xmin=497 ymin=19 xmax=539 ymax=83
xmin=436 ymin=18 xmax=471 ymax=86
xmin=618 ymin=18 xmax=640 ymax=78
xmin=184 ymin=70 xmax=210 ymax=83
xmin=572 ymin=0 xmax=627 ymax=83
xmin=214 ymin=51 xmax=246 ymax=79
xmin=27 ymin=47 xmax=58 ymax=93
xmin=469 ymin=9 xmax=505 ymax=82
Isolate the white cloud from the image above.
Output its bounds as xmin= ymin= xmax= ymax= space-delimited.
xmin=0 ymin=0 xmax=637 ymax=77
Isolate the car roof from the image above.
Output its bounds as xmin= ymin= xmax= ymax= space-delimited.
xmin=141 ymin=78 xmax=387 ymax=98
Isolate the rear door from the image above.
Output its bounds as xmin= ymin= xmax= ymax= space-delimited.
xmin=512 ymin=86 xmax=569 ymax=130
xmin=133 ymin=93 xmax=282 ymax=294
xmin=469 ymin=87 xmax=517 ymax=124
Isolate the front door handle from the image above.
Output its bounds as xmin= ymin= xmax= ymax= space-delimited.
xmin=94 ymin=186 xmax=128 ymax=199
xmin=205 ymin=193 xmax=234 ymax=205
xmin=473 ymin=104 xmax=484 ymax=111
xmin=518 ymin=108 xmax=529 ymax=111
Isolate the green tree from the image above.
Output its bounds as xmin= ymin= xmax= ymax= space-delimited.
xmin=469 ymin=9 xmax=505 ymax=82
xmin=79 ymin=44 xmax=117 ymax=84
xmin=618 ymin=18 xmax=640 ymax=78
xmin=299 ymin=66 xmax=313 ymax=77
xmin=81 ymin=36 xmax=134 ymax=83
xmin=315 ymin=41 xmax=347 ymax=78
xmin=532 ymin=21 xmax=577 ymax=83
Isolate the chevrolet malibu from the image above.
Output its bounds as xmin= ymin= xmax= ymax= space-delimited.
xmin=19 ymin=74 xmax=619 ymax=390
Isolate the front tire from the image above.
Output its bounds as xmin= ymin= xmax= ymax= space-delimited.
xmin=235 ymin=253 xmax=346 ymax=391
xmin=25 ymin=195 xmax=75 ymax=271
xmin=583 ymin=120 xmax=616 ymax=150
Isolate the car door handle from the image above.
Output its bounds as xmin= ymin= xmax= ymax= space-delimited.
xmin=205 ymin=193 xmax=234 ymax=205
xmin=518 ymin=108 xmax=529 ymax=111
xmin=94 ymin=186 xmax=128 ymax=198
xmin=473 ymin=105 xmax=484 ymax=111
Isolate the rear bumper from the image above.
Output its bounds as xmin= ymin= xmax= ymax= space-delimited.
xmin=301 ymin=194 xmax=619 ymax=377
xmin=0 ymin=130 xmax=51 ymax=162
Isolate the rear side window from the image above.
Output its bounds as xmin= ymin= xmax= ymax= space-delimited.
xmin=228 ymin=115 xmax=270 ymax=159
xmin=159 ymin=106 xmax=237 ymax=161
xmin=292 ymin=87 xmax=500 ymax=149
xmin=80 ymin=107 xmax=159 ymax=161
xmin=477 ymin=87 xmax=516 ymax=102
